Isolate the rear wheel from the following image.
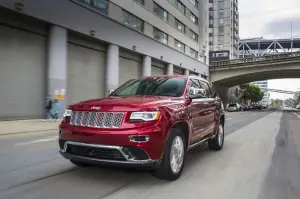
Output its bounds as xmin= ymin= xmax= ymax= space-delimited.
xmin=208 ymin=123 xmax=224 ymax=150
xmin=152 ymin=128 xmax=186 ymax=181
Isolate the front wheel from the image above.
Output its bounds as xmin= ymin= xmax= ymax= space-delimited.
xmin=152 ymin=128 xmax=186 ymax=181
xmin=208 ymin=123 xmax=224 ymax=150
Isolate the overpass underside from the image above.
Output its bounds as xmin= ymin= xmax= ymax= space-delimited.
xmin=209 ymin=52 xmax=300 ymax=105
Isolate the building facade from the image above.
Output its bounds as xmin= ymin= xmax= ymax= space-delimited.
xmin=208 ymin=0 xmax=239 ymax=61
xmin=0 ymin=0 xmax=209 ymax=120
xmin=251 ymin=81 xmax=269 ymax=105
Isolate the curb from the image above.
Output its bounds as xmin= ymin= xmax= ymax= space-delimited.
xmin=0 ymin=129 xmax=58 ymax=136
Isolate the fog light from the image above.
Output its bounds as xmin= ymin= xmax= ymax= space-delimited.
xmin=129 ymin=135 xmax=149 ymax=143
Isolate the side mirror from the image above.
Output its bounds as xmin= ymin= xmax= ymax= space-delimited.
xmin=108 ymin=90 xmax=114 ymax=95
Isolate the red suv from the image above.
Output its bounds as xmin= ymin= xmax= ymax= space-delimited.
xmin=59 ymin=75 xmax=225 ymax=181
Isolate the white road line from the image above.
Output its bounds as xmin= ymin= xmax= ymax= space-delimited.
xmin=14 ymin=136 xmax=58 ymax=146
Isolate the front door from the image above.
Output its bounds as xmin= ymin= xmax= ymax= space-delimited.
xmin=188 ymin=79 xmax=210 ymax=144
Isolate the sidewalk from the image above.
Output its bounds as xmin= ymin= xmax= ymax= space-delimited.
xmin=0 ymin=120 xmax=60 ymax=136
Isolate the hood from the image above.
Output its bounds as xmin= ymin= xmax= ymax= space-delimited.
xmin=70 ymin=96 xmax=185 ymax=112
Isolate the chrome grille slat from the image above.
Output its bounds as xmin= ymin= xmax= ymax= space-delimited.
xmin=70 ymin=111 xmax=124 ymax=129
xmin=88 ymin=112 xmax=97 ymax=127
xmin=112 ymin=113 xmax=124 ymax=128
xmin=103 ymin=113 xmax=114 ymax=128
xmin=95 ymin=112 xmax=105 ymax=128
xmin=81 ymin=112 xmax=89 ymax=126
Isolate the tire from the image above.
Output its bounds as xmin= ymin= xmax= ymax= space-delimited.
xmin=152 ymin=128 xmax=186 ymax=181
xmin=70 ymin=160 xmax=92 ymax=167
xmin=208 ymin=122 xmax=224 ymax=151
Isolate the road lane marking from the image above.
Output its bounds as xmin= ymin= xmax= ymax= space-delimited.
xmin=14 ymin=136 xmax=58 ymax=146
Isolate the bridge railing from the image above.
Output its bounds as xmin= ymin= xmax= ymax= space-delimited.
xmin=210 ymin=51 xmax=300 ymax=67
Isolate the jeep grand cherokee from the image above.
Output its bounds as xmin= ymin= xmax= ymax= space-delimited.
xmin=59 ymin=75 xmax=225 ymax=181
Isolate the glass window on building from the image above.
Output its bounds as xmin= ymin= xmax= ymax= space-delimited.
xmin=219 ymin=18 xmax=224 ymax=24
xmin=219 ymin=1 xmax=224 ymax=8
xmin=123 ymin=11 xmax=144 ymax=32
xmin=219 ymin=9 xmax=224 ymax=17
xmin=133 ymin=0 xmax=144 ymax=5
xmin=219 ymin=25 xmax=224 ymax=33
xmin=153 ymin=28 xmax=168 ymax=44
xmin=175 ymin=19 xmax=185 ymax=33
xmin=76 ymin=0 xmax=108 ymax=15
xmin=189 ymin=30 xmax=198 ymax=42
xmin=175 ymin=40 xmax=185 ymax=53
xmin=190 ymin=48 xmax=198 ymax=59
xmin=189 ymin=0 xmax=198 ymax=8
xmin=219 ymin=35 xmax=224 ymax=41
xmin=189 ymin=13 xmax=198 ymax=24
xmin=177 ymin=1 xmax=186 ymax=14
xmin=154 ymin=3 xmax=168 ymax=22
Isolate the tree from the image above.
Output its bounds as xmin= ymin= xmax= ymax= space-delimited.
xmin=239 ymin=83 xmax=264 ymax=103
xmin=298 ymin=95 xmax=300 ymax=103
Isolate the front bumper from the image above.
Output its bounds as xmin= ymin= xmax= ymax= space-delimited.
xmin=59 ymin=140 xmax=160 ymax=168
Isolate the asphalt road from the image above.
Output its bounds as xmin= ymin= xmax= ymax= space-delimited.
xmin=0 ymin=109 xmax=300 ymax=199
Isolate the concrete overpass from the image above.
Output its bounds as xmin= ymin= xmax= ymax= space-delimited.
xmin=209 ymin=51 xmax=300 ymax=105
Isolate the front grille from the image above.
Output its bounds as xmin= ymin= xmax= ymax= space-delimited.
xmin=67 ymin=145 xmax=126 ymax=161
xmin=70 ymin=111 xmax=124 ymax=128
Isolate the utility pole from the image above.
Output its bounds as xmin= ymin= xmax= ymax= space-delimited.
xmin=291 ymin=21 xmax=293 ymax=52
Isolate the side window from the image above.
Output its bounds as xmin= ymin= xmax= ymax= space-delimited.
xmin=199 ymin=81 xmax=212 ymax=98
xmin=189 ymin=79 xmax=202 ymax=96
xmin=209 ymin=83 xmax=218 ymax=98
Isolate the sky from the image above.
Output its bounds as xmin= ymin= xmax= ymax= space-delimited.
xmin=239 ymin=0 xmax=300 ymax=100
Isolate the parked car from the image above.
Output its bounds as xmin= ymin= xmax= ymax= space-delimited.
xmin=59 ymin=75 xmax=225 ymax=181
xmin=227 ymin=103 xmax=240 ymax=112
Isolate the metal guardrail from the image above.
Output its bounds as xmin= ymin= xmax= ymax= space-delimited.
xmin=210 ymin=51 xmax=300 ymax=68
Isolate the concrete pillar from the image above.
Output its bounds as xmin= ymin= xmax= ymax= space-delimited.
xmin=48 ymin=25 xmax=67 ymax=117
xmin=167 ymin=63 xmax=174 ymax=75
xmin=184 ymin=69 xmax=189 ymax=76
xmin=143 ymin=56 xmax=151 ymax=76
xmin=106 ymin=44 xmax=119 ymax=94
xmin=215 ymin=84 xmax=230 ymax=107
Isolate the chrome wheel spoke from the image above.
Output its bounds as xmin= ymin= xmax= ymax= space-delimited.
xmin=170 ymin=136 xmax=184 ymax=174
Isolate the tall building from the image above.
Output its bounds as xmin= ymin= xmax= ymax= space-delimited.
xmin=0 ymin=0 xmax=209 ymax=119
xmin=251 ymin=81 xmax=269 ymax=104
xmin=208 ymin=0 xmax=239 ymax=62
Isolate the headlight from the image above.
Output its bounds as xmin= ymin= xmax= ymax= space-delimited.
xmin=63 ymin=109 xmax=72 ymax=117
xmin=129 ymin=111 xmax=160 ymax=122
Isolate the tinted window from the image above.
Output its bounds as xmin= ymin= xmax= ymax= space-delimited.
xmin=189 ymin=79 xmax=201 ymax=95
xmin=111 ymin=77 xmax=187 ymax=97
xmin=199 ymin=81 xmax=212 ymax=98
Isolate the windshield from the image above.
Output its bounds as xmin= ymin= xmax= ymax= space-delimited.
xmin=110 ymin=77 xmax=187 ymax=97
xmin=228 ymin=104 xmax=237 ymax=107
